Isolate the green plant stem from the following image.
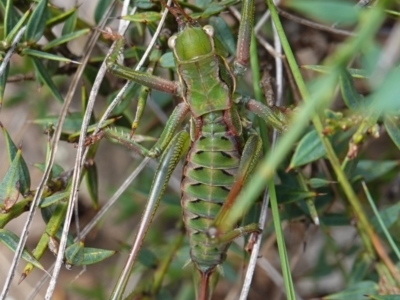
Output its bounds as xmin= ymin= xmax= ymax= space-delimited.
xmin=269 ymin=0 xmax=400 ymax=284
xmin=269 ymin=179 xmax=296 ymax=300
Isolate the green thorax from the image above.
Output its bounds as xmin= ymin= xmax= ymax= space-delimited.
xmin=171 ymin=25 xmax=235 ymax=117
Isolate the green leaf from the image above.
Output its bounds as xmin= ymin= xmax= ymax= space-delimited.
xmin=367 ymin=67 xmax=400 ymax=114
xmin=30 ymin=58 xmax=64 ymax=103
xmin=62 ymin=10 xmax=77 ymax=35
xmin=353 ymin=160 xmax=398 ymax=182
xmin=339 ymin=68 xmax=363 ymax=110
xmin=23 ymin=48 xmax=80 ymax=64
xmin=42 ymin=29 xmax=90 ymax=50
xmin=370 ymin=202 xmax=400 ymax=235
xmin=121 ymin=12 xmax=161 ymax=23
xmin=0 ymin=155 xmax=21 ymax=211
xmin=289 ymin=129 xmax=326 ymax=169
xmin=46 ymin=8 xmax=76 ymax=28
xmin=159 ymin=52 xmax=175 ymax=69
xmin=94 ymin=0 xmax=112 ymax=24
xmin=0 ymin=228 xmax=45 ymax=271
xmin=5 ymin=5 xmax=32 ymax=45
xmin=384 ymin=115 xmax=400 ymax=150
xmin=309 ymin=178 xmax=335 ymax=188
xmin=25 ymin=0 xmax=48 ymax=43
xmin=302 ymin=65 xmax=369 ymax=79
xmin=80 ymin=247 xmax=116 ymax=265
xmin=324 ymin=281 xmax=378 ymax=300
xmin=85 ymin=162 xmax=99 ymax=210
xmin=210 ymin=16 xmax=235 ymax=55
xmin=65 ymin=241 xmax=115 ymax=266
xmin=276 ymin=186 xmax=317 ymax=204
xmin=0 ymin=124 xmax=31 ymax=194
xmin=285 ymin=0 xmax=359 ymax=25
xmin=39 ymin=192 xmax=69 ymax=208
xmin=4 ymin=0 xmax=19 ymax=36
xmin=33 ymin=112 xmax=82 ymax=133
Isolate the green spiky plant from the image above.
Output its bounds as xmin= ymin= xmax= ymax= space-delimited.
xmin=0 ymin=0 xmax=400 ymax=299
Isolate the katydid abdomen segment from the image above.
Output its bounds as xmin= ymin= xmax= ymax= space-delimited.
xmin=181 ymin=112 xmax=241 ymax=273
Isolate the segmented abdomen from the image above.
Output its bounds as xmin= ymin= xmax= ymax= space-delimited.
xmin=181 ymin=120 xmax=240 ymax=273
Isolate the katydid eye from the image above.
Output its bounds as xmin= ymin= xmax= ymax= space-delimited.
xmin=203 ymin=25 xmax=214 ymax=37
xmin=168 ymin=35 xmax=178 ymax=49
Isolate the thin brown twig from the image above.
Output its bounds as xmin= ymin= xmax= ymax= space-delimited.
xmin=276 ymin=7 xmax=355 ymax=37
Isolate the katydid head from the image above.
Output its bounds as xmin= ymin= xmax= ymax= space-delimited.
xmin=168 ymin=25 xmax=215 ymax=62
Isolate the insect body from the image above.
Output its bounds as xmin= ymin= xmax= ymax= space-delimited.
xmin=105 ymin=1 xmax=287 ymax=299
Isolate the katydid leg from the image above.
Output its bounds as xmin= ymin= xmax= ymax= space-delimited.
xmin=110 ymin=130 xmax=190 ymax=300
xmin=106 ymin=102 xmax=189 ymax=158
xmin=106 ymin=37 xmax=180 ymax=95
xmin=239 ymin=95 xmax=288 ymax=132
xmin=233 ymin=0 xmax=255 ymax=76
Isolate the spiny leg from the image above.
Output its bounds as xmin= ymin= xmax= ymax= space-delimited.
xmin=106 ymin=102 xmax=189 ymax=158
xmin=233 ymin=0 xmax=255 ymax=76
xmin=110 ymin=131 xmax=190 ymax=300
xmin=106 ymin=34 xmax=180 ymax=96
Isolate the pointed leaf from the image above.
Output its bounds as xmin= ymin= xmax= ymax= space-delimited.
xmin=85 ymin=161 xmax=99 ymax=209
xmin=39 ymin=191 xmax=69 ymax=208
xmin=0 ymin=149 xmax=31 ymax=210
xmin=339 ymin=68 xmax=363 ymax=110
xmin=5 ymin=5 xmax=33 ymax=46
xmin=81 ymin=247 xmax=116 ymax=265
xmin=25 ymin=0 xmax=48 ymax=43
xmin=289 ymin=129 xmax=326 ymax=169
xmin=276 ymin=186 xmax=317 ymax=204
xmin=4 ymin=0 xmax=19 ymax=36
xmin=46 ymin=8 xmax=76 ymax=28
xmin=0 ymin=126 xmax=31 ymax=194
xmin=384 ymin=115 xmax=400 ymax=150
xmin=324 ymin=281 xmax=378 ymax=300
xmin=0 ymin=228 xmax=45 ymax=271
xmin=42 ymin=29 xmax=90 ymax=51
xmin=30 ymin=57 xmax=64 ymax=103
xmin=309 ymin=178 xmax=335 ymax=188
xmin=61 ymin=10 xmax=77 ymax=35
xmin=23 ymin=49 xmax=80 ymax=64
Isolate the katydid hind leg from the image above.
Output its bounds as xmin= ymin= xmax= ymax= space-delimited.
xmin=110 ymin=131 xmax=190 ymax=300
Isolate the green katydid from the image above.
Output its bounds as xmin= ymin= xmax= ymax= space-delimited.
xmin=104 ymin=0 xmax=288 ymax=299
